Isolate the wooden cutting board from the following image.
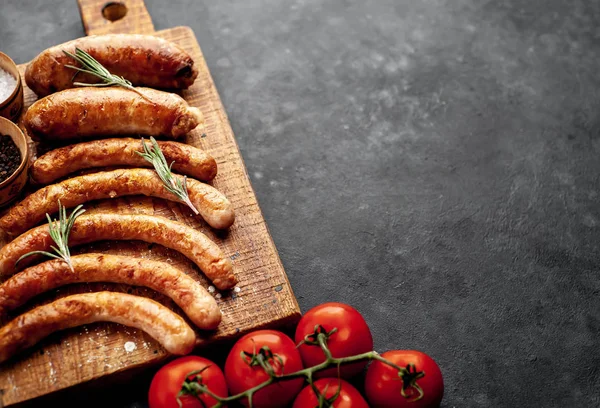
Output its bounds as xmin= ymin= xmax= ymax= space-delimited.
xmin=0 ymin=0 xmax=301 ymax=405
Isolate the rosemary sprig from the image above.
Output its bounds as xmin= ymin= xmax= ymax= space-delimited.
xmin=137 ymin=137 xmax=200 ymax=215
xmin=16 ymin=202 xmax=86 ymax=272
xmin=62 ymin=47 xmax=150 ymax=100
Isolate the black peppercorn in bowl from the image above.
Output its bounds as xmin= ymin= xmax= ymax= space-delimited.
xmin=0 ymin=116 xmax=29 ymax=208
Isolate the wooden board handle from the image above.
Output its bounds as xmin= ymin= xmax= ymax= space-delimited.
xmin=77 ymin=0 xmax=155 ymax=35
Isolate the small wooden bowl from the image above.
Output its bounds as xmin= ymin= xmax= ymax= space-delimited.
xmin=0 ymin=117 xmax=29 ymax=208
xmin=0 ymin=51 xmax=24 ymax=122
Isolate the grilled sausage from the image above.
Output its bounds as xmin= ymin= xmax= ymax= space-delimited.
xmin=0 ymin=213 xmax=236 ymax=290
xmin=0 ymin=254 xmax=221 ymax=330
xmin=0 ymin=168 xmax=235 ymax=237
xmin=25 ymin=34 xmax=198 ymax=97
xmin=30 ymin=138 xmax=217 ymax=185
xmin=24 ymin=87 xmax=203 ymax=141
xmin=0 ymin=291 xmax=196 ymax=363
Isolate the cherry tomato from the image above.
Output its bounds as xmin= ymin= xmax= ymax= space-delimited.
xmin=294 ymin=303 xmax=373 ymax=378
xmin=365 ymin=350 xmax=444 ymax=407
xmin=292 ymin=378 xmax=369 ymax=408
xmin=148 ymin=356 xmax=228 ymax=408
xmin=224 ymin=330 xmax=304 ymax=407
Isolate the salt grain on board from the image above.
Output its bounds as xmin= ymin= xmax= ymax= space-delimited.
xmin=48 ymin=362 xmax=56 ymax=382
xmin=124 ymin=341 xmax=137 ymax=353
xmin=0 ymin=67 xmax=16 ymax=102
xmin=208 ymin=286 xmax=215 ymax=293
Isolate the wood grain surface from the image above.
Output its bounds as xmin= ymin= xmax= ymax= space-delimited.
xmin=0 ymin=0 xmax=301 ymax=405
xmin=78 ymin=0 xmax=155 ymax=35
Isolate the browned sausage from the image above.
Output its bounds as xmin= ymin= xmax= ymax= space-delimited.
xmin=0 ymin=291 xmax=196 ymax=363
xmin=24 ymin=87 xmax=203 ymax=141
xmin=30 ymin=138 xmax=217 ymax=185
xmin=0 ymin=213 xmax=236 ymax=290
xmin=0 ymin=254 xmax=221 ymax=330
xmin=25 ymin=34 xmax=198 ymax=97
xmin=0 ymin=168 xmax=235 ymax=237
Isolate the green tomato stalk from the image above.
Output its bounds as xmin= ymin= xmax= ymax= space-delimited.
xmin=177 ymin=326 xmax=425 ymax=408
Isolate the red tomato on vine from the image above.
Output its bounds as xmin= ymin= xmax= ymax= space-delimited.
xmin=294 ymin=303 xmax=373 ymax=378
xmin=148 ymin=356 xmax=228 ymax=408
xmin=292 ymin=378 xmax=369 ymax=408
xmin=364 ymin=350 xmax=444 ymax=407
xmin=224 ymin=330 xmax=304 ymax=407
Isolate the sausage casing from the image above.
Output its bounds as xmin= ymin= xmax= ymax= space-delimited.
xmin=25 ymin=34 xmax=198 ymax=97
xmin=24 ymin=87 xmax=203 ymax=140
xmin=0 ymin=291 xmax=196 ymax=363
xmin=30 ymin=138 xmax=217 ymax=185
xmin=0 ymin=254 xmax=221 ymax=330
xmin=0 ymin=213 xmax=236 ymax=290
xmin=0 ymin=168 xmax=235 ymax=237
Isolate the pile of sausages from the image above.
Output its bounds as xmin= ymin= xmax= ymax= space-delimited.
xmin=0 ymin=34 xmax=235 ymax=363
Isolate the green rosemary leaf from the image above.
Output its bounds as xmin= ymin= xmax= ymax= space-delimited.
xmin=16 ymin=202 xmax=85 ymax=271
xmin=137 ymin=137 xmax=200 ymax=215
xmin=63 ymin=48 xmax=151 ymax=100
xmin=16 ymin=251 xmax=62 ymax=265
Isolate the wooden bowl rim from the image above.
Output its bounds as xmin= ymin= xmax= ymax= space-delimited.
xmin=0 ymin=51 xmax=23 ymax=109
xmin=0 ymin=116 xmax=29 ymax=189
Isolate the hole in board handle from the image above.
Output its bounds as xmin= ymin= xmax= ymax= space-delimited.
xmin=102 ymin=2 xmax=128 ymax=22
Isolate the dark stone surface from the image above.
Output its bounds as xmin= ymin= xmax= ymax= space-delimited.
xmin=2 ymin=0 xmax=600 ymax=406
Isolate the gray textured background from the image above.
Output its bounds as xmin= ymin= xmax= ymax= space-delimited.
xmin=1 ymin=0 xmax=600 ymax=407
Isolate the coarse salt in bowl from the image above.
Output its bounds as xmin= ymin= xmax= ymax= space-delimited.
xmin=0 ymin=51 xmax=24 ymax=122
xmin=0 ymin=68 xmax=17 ymax=102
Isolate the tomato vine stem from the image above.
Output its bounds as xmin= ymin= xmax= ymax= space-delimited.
xmin=179 ymin=330 xmax=424 ymax=408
